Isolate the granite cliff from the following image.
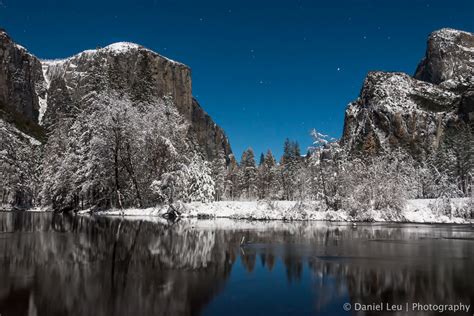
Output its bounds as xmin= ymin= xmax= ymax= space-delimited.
xmin=342 ymin=28 xmax=474 ymax=157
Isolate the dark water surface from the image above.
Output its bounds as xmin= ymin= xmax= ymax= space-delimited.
xmin=0 ymin=212 xmax=473 ymax=316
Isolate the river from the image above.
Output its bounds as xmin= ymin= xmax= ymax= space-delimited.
xmin=0 ymin=212 xmax=473 ymax=315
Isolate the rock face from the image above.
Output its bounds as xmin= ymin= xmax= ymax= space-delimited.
xmin=0 ymin=33 xmax=231 ymax=163
xmin=342 ymin=28 xmax=474 ymax=156
xmin=415 ymin=28 xmax=474 ymax=86
xmin=0 ymin=30 xmax=46 ymax=139
xmin=41 ymin=42 xmax=231 ymax=162
xmin=0 ymin=30 xmax=44 ymax=121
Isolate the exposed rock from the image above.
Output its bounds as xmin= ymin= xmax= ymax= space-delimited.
xmin=189 ymin=98 xmax=232 ymax=162
xmin=0 ymin=32 xmax=232 ymax=164
xmin=0 ymin=31 xmax=232 ymax=209
xmin=41 ymin=41 xmax=231 ymax=163
xmin=415 ymin=28 xmax=474 ymax=86
xmin=0 ymin=30 xmax=46 ymax=140
xmin=342 ymin=28 xmax=474 ymax=157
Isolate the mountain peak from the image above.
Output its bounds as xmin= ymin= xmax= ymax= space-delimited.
xmin=430 ymin=28 xmax=473 ymax=41
xmin=104 ymin=41 xmax=143 ymax=52
xmin=415 ymin=28 xmax=474 ymax=85
xmin=66 ymin=41 xmax=185 ymax=66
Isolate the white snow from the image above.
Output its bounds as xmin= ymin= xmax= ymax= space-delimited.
xmin=103 ymin=42 xmax=143 ymax=53
xmin=40 ymin=42 xmax=185 ymax=66
xmin=403 ymin=198 xmax=472 ymax=224
xmin=433 ymin=28 xmax=472 ymax=42
xmin=92 ymin=198 xmax=472 ymax=224
xmin=13 ymin=43 xmax=26 ymax=51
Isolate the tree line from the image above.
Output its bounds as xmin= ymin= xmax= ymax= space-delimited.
xmin=1 ymin=96 xmax=472 ymax=213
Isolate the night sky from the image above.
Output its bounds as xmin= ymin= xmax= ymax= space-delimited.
xmin=1 ymin=0 xmax=473 ymax=159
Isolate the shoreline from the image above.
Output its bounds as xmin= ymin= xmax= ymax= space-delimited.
xmin=3 ymin=198 xmax=472 ymax=225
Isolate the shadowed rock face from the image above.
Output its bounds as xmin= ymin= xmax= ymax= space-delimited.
xmin=342 ymin=28 xmax=474 ymax=156
xmin=0 ymin=30 xmax=45 ymax=122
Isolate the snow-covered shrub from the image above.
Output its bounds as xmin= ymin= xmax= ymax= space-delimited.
xmin=283 ymin=202 xmax=309 ymax=221
xmin=333 ymin=155 xmax=408 ymax=217
xmin=151 ymin=154 xmax=215 ymax=204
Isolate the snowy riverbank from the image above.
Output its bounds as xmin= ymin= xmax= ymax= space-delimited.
xmin=2 ymin=198 xmax=471 ymax=224
xmin=91 ymin=198 xmax=473 ymax=224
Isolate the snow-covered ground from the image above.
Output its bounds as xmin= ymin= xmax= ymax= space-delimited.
xmin=91 ymin=198 xmax=473 ymax=224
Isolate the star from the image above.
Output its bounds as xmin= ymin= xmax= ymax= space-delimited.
xmin=259 ymin=80 xmax=264 ymax=84
xmin=363 ymin=35 xmax=367 ymax=40
xmin=199 ymin=18 xmax=203 ymax=22
xmin=337 ymin=67 xmax=341 ymax=71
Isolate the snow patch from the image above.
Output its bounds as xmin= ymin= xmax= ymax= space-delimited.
xmin=92 ymin=198 xmax=472 ymax=224
xmin=41 ymin=42 xmax=185 ymax=67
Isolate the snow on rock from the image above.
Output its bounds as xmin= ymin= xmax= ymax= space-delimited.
xmin=342 ymin=28 xmax=473 ymax=157
xmin=415 ymin=28 xmax=474 ymax=85
xmin=104 ymin=42 xmax=143 ymax=53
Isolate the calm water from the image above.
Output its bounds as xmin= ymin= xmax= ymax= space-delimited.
xmin=0 ymin=212 xmax=473 ymax=316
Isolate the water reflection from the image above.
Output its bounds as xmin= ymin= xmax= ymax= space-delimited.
xmin=0 ymin=213 xmax=473 ymax=316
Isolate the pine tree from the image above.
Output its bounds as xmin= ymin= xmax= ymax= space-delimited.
xmin=224 ymin=154 xmax=239 ymax=200
xmin=280 ymin=139 xmax=302 ymax=200
xmin=257 ymin=149 xmax=279 ymax=199
xmin=238 ymin=148 xmax=258 ymax=199
xmin=211 ymin=147 xmax=227 ymax=201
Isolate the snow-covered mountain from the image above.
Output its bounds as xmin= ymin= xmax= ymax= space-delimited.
xmin=0 ymin=30 xmax=232 ymax=209
xmin=0 ymin=30 xmax=231 ymax=162
xmin=342 ymin=28 xmax=474 ymax=157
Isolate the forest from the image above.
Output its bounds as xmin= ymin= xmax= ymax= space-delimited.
xmin=1 ymin=94 xmax=472 ymax=218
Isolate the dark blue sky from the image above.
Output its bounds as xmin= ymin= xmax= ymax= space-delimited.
xmin=1 ymin=0 xmax=473 ymax=159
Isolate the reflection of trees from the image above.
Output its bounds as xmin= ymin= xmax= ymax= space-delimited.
xmin=227 ymin=222 xmax=474 ymax=315
xmin=283 ymin=247 xmax=303 ymax=283
xmin=0 ymin=214 xmax=473 ymax=316
xmin=0 ymin=213 xmax=235 ymax=316
xmin=240 ymin=249 xmax=257 ymax=273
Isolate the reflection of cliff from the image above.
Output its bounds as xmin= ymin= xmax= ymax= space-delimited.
xmin=0 ymin=214 xmax=473 ymax=316
xmin=0 ymin=213 xmax=234 ymax=316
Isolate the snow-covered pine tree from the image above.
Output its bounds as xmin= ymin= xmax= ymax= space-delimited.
xmin=238 ymin=148 xmax=258 ymax=200
xmin=211 ymin=147 xmax=227 ymax=201
xmin=280 ymin=139 xmax=302 ymax=200
xmin=260 ymin=149 xmax=279 ymax=199
xmin=224 ymin=154 xmax=239 ymax=200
